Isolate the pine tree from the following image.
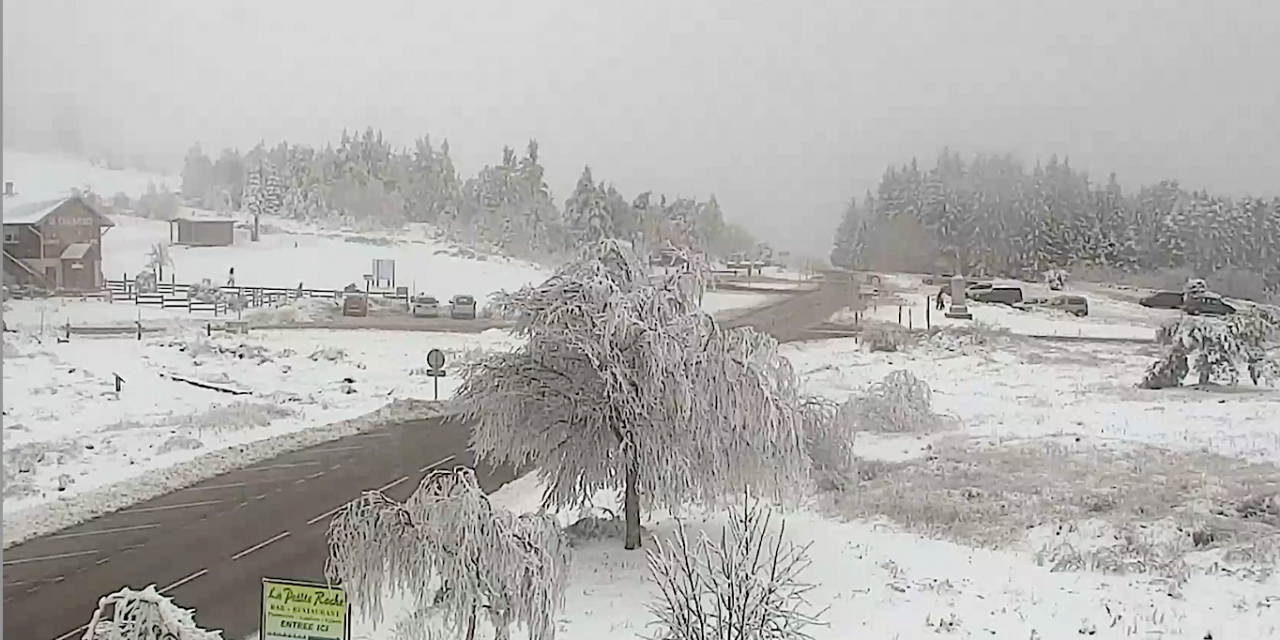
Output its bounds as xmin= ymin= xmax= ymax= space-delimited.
xmin=830 ymin=197 xmax=860 ymax=269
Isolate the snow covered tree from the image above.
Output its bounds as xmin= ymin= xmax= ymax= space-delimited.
xmin=146 ymin=243 xmax=173 ymax=282
xmin=454 ymin=239 xmax=825 ymax=550
xmin=829 ymin=197 xmax=861 ymax=269
xmin=326 ymin=467 xmax=571 ymax=640
xmin=1140 ymin=313 xmax=1279 ymax=389
xmin=563 ymin=166 xmax=608 ymax=247
xmin=180 ymin=144 xmax=215 ymax=205
xmin=82 ymin=585 xmax=221 ymax=640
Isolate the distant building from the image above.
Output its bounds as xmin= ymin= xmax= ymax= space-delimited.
xmin=170 ymin=216 xmax=235 ymax=247
xmin=3 ymin=195 xmax=115 ymax=290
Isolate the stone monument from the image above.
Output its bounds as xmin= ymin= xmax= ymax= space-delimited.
xmin=944 ymin=274 xmax=973 ymax=320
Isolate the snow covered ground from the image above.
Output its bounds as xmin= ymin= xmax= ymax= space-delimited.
xmin=1 ymin=328 xmax=521 ymax=539
xmin=301 ymin=330 xmax=1280 ymax=640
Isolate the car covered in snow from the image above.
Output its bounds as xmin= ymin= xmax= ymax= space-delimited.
xmin=1139 ymin=290 xmax=1184 ymax=309
xmin=342 ymin=293 xmax=369 ymax=317
xmin=1183 ymin=292 xmax=1235 ymax=316
xmin=411 ymin=295 xmax=440 ymax=318
xmin=450 ymin=294 xmax=477 ymax=319
xmin=969 ymin=286 xmax=1023 ymax=306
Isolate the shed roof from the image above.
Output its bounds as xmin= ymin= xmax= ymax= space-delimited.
xmin=61 ymin=243 xmax=92 ymax=260
xmin=173 ymin=216 xmax=235 ymax=225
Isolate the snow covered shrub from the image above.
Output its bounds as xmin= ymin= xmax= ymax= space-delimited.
xmin=861 ymin=321 xmax=911 ymax=352
xmin=82 ymin=585 xmax=222 ymax=640
xmin=1141 ymin=314 xmax=1278 ymax=388
xmin=325 ymin=467 xmax=571 ymax=640
xmin=646 ymin=499 xmax=825 ymax=640
xmin=1044 ymin=268 xmax=1069 ymax=291
xmin=835 ymin=370 xmax=944 ymax=434
xmin=456 ymin=239 xmax=823 ymax=550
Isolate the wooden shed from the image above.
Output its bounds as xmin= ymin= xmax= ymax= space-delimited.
xmin=170 ymin=217 xmax=235 ymax=247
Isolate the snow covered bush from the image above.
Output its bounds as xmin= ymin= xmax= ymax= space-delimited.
xmin=646 ymin=499 xmax=825 ymax=640
xmin=860 ymin=321 xmax=911 ymax=352
xmin=81 ymin=585 xmax=222 ymax=640
xmin=835 ymin=370 xmax=944 ymax=434
xmin=1044 ymin=268 xmax=1069 ymax=291
xmin=1141 ymin=314 xmax=1278 ymax=388
xmin=325 ymin=467 xmax=571 ymax=640
xmin=455 ymin=239 xmax=826 ymax=549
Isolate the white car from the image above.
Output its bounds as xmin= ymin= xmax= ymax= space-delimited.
xmin=411 ymin=295 xmax=440 ymax=317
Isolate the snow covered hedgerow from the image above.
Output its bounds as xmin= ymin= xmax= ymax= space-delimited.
xmin=1141 ymin=314 xmax=1278 ymax=388
xmin=325 ymin=467 xmax=571 ymax=640
xmin=81 ymin=585 xmax=222 ymax=640
xmin=455 ymin=239 xmax=825 ymax=550
xmin=646 ymin=498 xmax=825 ymax=640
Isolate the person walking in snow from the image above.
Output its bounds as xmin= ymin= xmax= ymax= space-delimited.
xmin=227 ymin=267 xmax=236 ymax=288
xmin=936 ymin=288 xmax=946 ymax=311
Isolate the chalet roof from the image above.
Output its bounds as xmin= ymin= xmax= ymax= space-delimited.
xmin=1 ymin=196 xmax=114 ymax=227
xmin=2 ymin=198 xmax=66 ymax=224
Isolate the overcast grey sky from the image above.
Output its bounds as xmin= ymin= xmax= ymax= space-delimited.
xmin=5 ymin=0 xmax=1278 ymax=256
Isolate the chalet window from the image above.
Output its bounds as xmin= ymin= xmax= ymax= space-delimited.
xmin=3 ymin=229 xmax=17 ymax=244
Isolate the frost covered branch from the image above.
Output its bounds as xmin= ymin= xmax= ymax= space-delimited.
xmin=646 ymin=499 xmax=825 ymax=640
xmin=81 ymin=585 xmax=222 ymax=640
xmin=325 ymin=467 xmax=571 ymax=640
xmin=456 ymin=239 xmax=825 ymax=549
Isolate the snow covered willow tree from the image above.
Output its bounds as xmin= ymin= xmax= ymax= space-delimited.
xmin=326 ymin=467 xmax=571 ymax=640
xmin=455 ymin=239 xmax=825 ymax=550
xmin=1141 ymin=310 xmax=1279 ymax=389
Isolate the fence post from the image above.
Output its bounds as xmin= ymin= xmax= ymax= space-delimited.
xmin=926 ymin=297 xmax=932 ymax=330
xmin=908 ymin=307 xmax=913 ymax=330
xmin=898 ymin=305 xmax=902 ymax=324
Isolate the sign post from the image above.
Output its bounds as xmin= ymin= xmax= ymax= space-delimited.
xmin=426 ymin=348 xmax=446 ymax=400
xmin=261 ymin=577 xmax=349 ymax=640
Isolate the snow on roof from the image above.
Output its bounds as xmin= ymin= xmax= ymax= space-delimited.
xmin=2 ymin=197 xmax=69 ymax=224
xmin=61 ymin=243 xmax=92 ymax=260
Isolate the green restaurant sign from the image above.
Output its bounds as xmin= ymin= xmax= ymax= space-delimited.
xmin=261 ymin=577 xmax=349 ymax=640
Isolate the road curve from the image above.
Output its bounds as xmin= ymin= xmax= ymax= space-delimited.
xmin=2 ymin=415 xmax=515 ymax=640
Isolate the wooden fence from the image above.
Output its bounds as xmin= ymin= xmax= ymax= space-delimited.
xmin=104 ymin=278 xmax=410 ymax=316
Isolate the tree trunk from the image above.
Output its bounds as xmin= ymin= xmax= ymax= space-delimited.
xmin=252 ymin=214 xmax=261 ymax=242
xmin=624 ymin=458 xmax=642 ymax=550
xmin=465 ymin=607 xmax=477 ymax=640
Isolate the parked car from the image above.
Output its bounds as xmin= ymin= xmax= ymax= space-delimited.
xmin=411 ymin=295 xmax=440 ymax=318
xmin=970 ymin=286 xmax=1023 ymax=306
xmin=342 ymin=293 xmax=369 ymax=317
xmin=1183 ymin=292 xmax=1235 ymax=316
xmin=964 ymin=282 xmax=994 ymax=297
xmin=450 ymin=294 xmax=477 ymax=319
xmin=1139 ymin=290 xmax=1184 ymax=309
xmin=1049 ymin=294 xmax=1089 ymax=317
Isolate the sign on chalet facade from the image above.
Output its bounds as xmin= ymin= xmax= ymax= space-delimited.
xmin=3 ymin=196 xmax=115 ymax=291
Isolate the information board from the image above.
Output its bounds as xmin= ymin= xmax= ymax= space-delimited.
xmin=261 ymin=578 xmax=349 ymax=640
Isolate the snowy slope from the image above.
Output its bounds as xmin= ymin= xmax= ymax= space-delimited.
xmin=2 ymin=149 xmax=177 ymax=206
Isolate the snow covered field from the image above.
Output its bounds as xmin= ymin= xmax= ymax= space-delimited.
xmin=1 ymin=328 xmax=521 ymax=539
xmin=305 ymin=330 xmax=1280 ymax=640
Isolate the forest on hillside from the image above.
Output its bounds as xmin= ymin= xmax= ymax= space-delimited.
xmin=831 ymin=149 xmax=1280 ymax=297
xmin=176 ymin=129 xmax=762 ymax=263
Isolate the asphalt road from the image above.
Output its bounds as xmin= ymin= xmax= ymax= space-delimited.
xmin=3 ymin=277 xmax=855 ymax=640
xmin=2 ymin=414 xmax=516 ymax=640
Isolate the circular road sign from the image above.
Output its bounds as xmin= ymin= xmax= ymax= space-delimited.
xmin=426 ymin=348 xmax=446 ymax=370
